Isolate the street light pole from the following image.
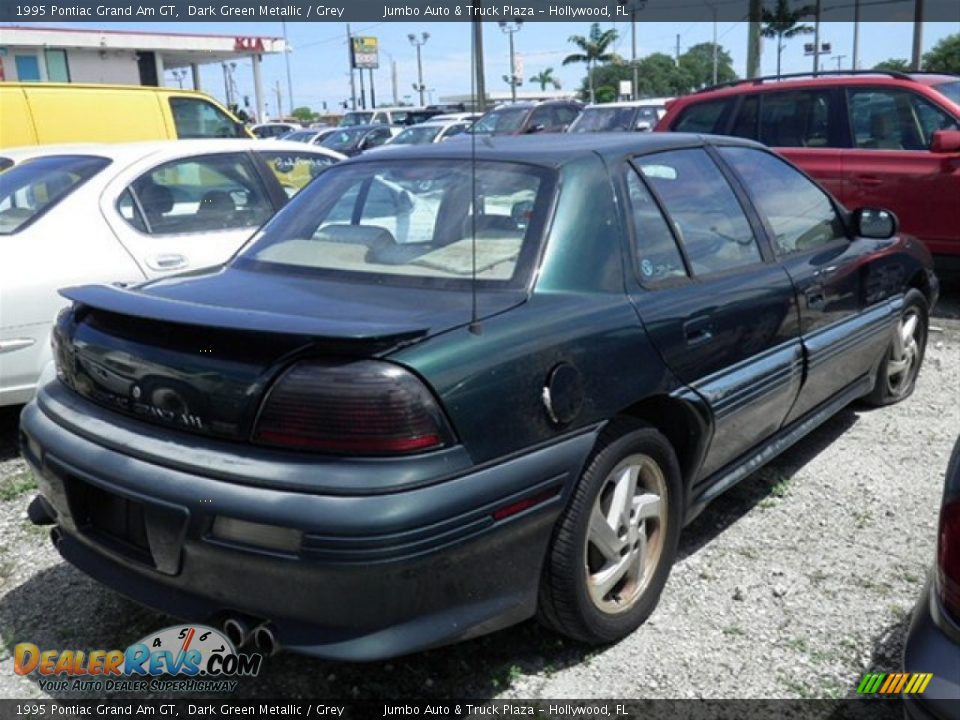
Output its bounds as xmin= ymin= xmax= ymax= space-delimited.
xmin=408 ymin=32 xmax=429 ymax=106
xmin=499 ymin=21 xmax=522 ymax=103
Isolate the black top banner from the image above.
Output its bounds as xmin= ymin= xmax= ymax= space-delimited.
xmin=3 ymin=0 xmax=959 ymax=23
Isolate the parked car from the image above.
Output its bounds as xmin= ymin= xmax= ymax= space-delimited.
xmin=250 ymin=122 xmax=301 ymax=139
xmin=319 ymin=124 xmax=399 ymax=156
xmin=379 ymin=119 xmax=472 ymax=147
xmin=338 ymin=107 xmax=442 ymax=127
xmin=568 ymin=99 xmax=672 ymax=133
xmin=21 ymin=133 xmax=936 ymax=661
xmin=904 ymin=434 xmax=960 ymax=719
xmin=0 ymin=82 xmax=251 ymax=149
xmin=0 ymin=139 xmax=344 ymax=407
xmin=656 ymin=71 xmax=960 ymax=269
xmin=467 ymin=100 xmax=583 ymax=136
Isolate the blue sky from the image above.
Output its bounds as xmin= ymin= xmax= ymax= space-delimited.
xmin=5 ymin=20 xmax=958 ymax=113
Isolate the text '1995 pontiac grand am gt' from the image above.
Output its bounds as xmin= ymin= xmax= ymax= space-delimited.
xmin=20 ymin=133 xmax=937 ymax=660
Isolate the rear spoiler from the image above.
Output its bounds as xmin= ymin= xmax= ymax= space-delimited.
xmin=60 ymin=284 xmax=430 ymax=345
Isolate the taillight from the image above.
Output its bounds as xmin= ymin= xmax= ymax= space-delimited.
xmin=937 ymin=500 xmax=960 ymax=618
xmin=252 ymin=360 xmax=454 ymax=455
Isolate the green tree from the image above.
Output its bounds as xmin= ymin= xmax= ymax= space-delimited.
xmin=924 ymin=33 xmax=960 ymax=74
xmin=529 ymin=67 xmax=561 ymax=91
xmin=585 ymin=54 xmax=694 ymax=101
xmin=563 ymin=23 xmax=619 ymax=103
xmin=291 ymin=106 xmax=316 ymax=123
xmin=873 ymin=58 xmax=911 ymax=72
xmin=679 ymin=42 xmax=738 ymax=89
xmin=760 ymin=0 xmax=816 ymax=79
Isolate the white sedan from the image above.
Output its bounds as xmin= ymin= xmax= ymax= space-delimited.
xmin=0 ymin=139 xmax=344 ymax=406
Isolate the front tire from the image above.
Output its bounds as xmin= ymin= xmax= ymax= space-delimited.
xmin=538 ymin=420 xmax=682 ymax=645
xmin=864 ymin=288 xmax=928 ymax=407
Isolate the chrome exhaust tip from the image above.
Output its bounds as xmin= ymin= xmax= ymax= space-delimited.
xmin=222 ymin=616 xmax=252 ymax=649
xmin=252 ymin=624 xmax=279 ymax=656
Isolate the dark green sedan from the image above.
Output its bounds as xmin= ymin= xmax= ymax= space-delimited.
xmin=21 ymin=133 xmax=936 ymax=660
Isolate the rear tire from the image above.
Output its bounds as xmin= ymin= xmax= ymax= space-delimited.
xmin=864 ymin=289 xmax=928 ymax=407
xmin=538 ymin=420 xmax=682 ymax=645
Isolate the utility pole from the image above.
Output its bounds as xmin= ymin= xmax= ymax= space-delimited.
xmin=408 ymin=32 xmax=430 ymax=106
xmin=675 ymin=34 xmax=681 ymax=64
xmin=746 ymin=0 xmax=761 ymax=78
xmin=274 ymin=80 xmax=282 ymax=120
xmin=499 ymin=21 xmax=523 ymax=103
xmin=812 ymin=0 xmax=822 ymax=74
xmin=834 ymin=54 xmax=846 ymax=70
xmin=911 ymin=0 xmax=924 ymax=71
xmin=282 ymin=21 xmax=294 ymax=112
xmin=711 ymin=4 xmax=718 ymax=85
xmin=369 ymin=68 xmax=376 ymax=108
xmin=391 ymin=58 xmax=399 ymax=105
xmin=346 ymin=23 xmax=357 ymax=110
xmin=852 ymin=0 xmax=861 ymax=70
xmin=473 ymin=16 xmax=487 ymax=111
xmin=358 ymin=67 xmax=366 ymax=109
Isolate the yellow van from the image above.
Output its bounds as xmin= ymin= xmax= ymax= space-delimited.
xmin=0 ymin=83 xmax=252 ymax=149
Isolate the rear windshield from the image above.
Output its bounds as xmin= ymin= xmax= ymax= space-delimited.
xmin=570 ymin=107 xmax=639 ymax=133
xmin=0 ymin=155 xmax=110 ymax=235
xmin=341 ymin=112 xmax=373 ymax=126
xmin=471 ymin=107 xmax=529 ymax=135
xmin=236 ymin=159 xmax=554 ymax=289
xmin=933 ymin=80 xmax=960 ymax=106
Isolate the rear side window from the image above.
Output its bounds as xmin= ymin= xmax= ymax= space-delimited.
xmin=718 ymin=146 xmax=847 ymax=256
xmin=169 ymin=97 xmax=244 ymax=139
xmin=673 ymin=99 xmax=732 ymax=133
xmin=636 ymin=148 xmax=762 ymax=276
xmin=729 ymin=96 xmax=759 ymax=140
xmin=0 ymin=155 xmax=110 ymax=235
xmin=624 ymin=167 xmax=687 ymax=282
xmin=120 ymin=153 xmax=274 ymax=235
xmin=760 ymin=91 xmax=832 ymax=147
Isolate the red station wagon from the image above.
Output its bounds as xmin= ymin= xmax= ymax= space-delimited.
xmin=657 ymin=71 xmax=960 ymax=270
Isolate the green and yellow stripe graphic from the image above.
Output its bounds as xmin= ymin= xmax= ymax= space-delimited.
xmin=857 ymin=672 xmax=933 ymax=694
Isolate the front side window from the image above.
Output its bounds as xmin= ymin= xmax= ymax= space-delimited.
xmin=321 ymin=127 xmax=368 ymax=153
xmin=719 ymin=146 xmax=846 ymax=256
xmin=257 ymin=150 xmax=338 ymax=198
xmin=624 ymin=167 xmax=687 ymax=282
xmin=121 ymin=153 xmax=273 ymax=235
xmin=238 ymin=160 xmax=553 ymax=287
xmin=636 ymin=148 xmax=762 ymax=275
xmin=169 ymin=98 xmax=244 ymax=139
xmin=0 ymin=155 xmax=110 ymax=235
xmin=673 ymin=99 xmax=732 ymax=134
xmin=759 ymin=90 xmax=832 ymax=148
xmin=848 ymin=88 xmax=957 ymax=150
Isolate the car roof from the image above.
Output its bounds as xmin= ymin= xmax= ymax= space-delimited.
xmin=345 ymin=132 xmax=762 ymax=167
xmin=584 ymin=99 xmax=671 ymax=109
xmin=0 ymin=139 xmax=345 ymax=163
xmin=685 ymin=71 xmax=959 ymax=99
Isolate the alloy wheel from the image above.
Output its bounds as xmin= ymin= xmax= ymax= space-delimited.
xmin=886 ymin=308 xmax=921 ymax=398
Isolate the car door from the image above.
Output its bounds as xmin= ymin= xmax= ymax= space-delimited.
xmin=717 ymin=144 xmax=892 ymax=423
xmin=101 ymin=151 xmax=278 ymax=277
xmin=842 ymin=86 xmax=960 ymax=253
xmin=622 ymin=148 xmax=803 ymax=483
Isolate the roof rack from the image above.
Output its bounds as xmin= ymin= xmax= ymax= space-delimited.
xmin=695 ymin=69 xmax=914 ymax=93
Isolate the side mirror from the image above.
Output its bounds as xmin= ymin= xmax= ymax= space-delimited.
xmin=635 ymin=121 xmax=652 ymax=132
xmin=931 ymin=129 xmax=960 ymax=153
xmin=854 ymin=208 xmax=898 ymax=239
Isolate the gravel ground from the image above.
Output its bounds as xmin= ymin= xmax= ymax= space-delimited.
xmin=0 ymin=288 xmax=958 ymax=703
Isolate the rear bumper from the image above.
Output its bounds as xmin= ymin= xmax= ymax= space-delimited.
xmin=20 ymin=381 xmax=597 ymax=660
xmin=902 ymin=578 xmax=960 ymax=719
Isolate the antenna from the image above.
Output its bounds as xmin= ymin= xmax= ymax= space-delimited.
xmin=468 ymin=10 xmax=482 ymax=336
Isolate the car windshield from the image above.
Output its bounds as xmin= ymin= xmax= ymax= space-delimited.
xmin=341 ymin=112 xmax=373 ymax=126
xmin=392 ymin=126 xmax=443 ymax=145
xmin=933 ymin=80 xmax=960 ymax=106
xmin=570 ymin=107 xmax=639 ymax=132
xmin=470 ymin=107 xmax=529 ymax=135
xmin=321 ymin=127 xmax=369 ymax=151
xmin=236 ymin=159 xmax=554 ymax=288
xmin=0 ymin=155 xmax=110 ymax=235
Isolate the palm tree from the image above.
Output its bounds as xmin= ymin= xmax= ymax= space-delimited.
xmin=563 ymin=23 xmax=618 ymax=103
xmin=760 ymin=0 xmax=816 ymax=79
xmin=530 ymin=67 xmax=561 ymax=91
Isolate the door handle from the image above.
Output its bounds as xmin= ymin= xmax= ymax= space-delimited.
xmin=805 ymin=285 xmax=826 ymax=309
xmin=146 ymin=253 xmax=188 ymax=272
xmin=683 ymin=317 xmax=714 ymax=346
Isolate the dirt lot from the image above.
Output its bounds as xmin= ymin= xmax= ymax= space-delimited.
xmin=0 ymin=288 xmax=958 ymax=703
